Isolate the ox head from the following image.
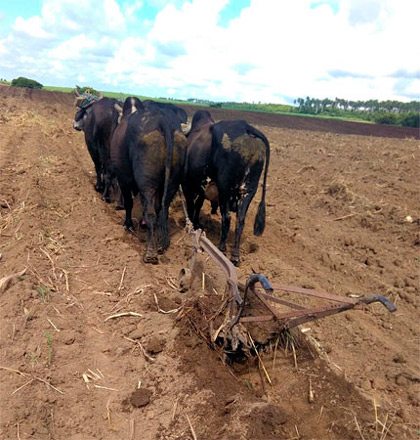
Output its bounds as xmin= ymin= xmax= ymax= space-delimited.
xmin=123 ymin=96 xmax=143 ymax=115
xmin=190 ymin=110 xmax=215 ymax=132
xmin=176 ymin=107 xmax=188 ymax=124
xmin=73 ymin=105 xmax=91 ymax=131
xmin=73 ymin=88 xmax=103 ymax=130
xmin=114 ymin=97 xmax=144 ymax=124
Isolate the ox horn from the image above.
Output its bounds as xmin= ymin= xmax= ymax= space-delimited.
xmin=74 ymin=87 xmax=80 ymax=97
xmin=114 ymin=103 xmax=123 ymax=124
xmin=181 ymin=122 xmax=191 ymax=134
xmin=98 ymin=92 xmax=103 ymax=99
xmin=74 ymin=95 xmax=85 ymax=107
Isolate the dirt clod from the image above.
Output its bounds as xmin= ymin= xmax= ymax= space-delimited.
xmin=129 ymin=388 xmax=153 ymax=408
xmin=145 ymin=336 xmax=166 ymax=354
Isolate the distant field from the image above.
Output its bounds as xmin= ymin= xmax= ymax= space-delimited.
xmin=43 ymin=86 xmax=193 ymax=107
xmin=43 ymin=85 xmax=370 ymax=123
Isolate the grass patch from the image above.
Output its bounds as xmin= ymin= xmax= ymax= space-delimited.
xmin=46 ymin=331 xmax=52 ymax=366
xmin=38 ymin=285 xmax=50 ymax=302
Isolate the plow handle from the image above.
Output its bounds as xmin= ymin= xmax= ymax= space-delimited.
xmin=246 ymin=274 xmax=273 ymax=294
xmin=358 ymin=295 xmax=397 ymax=312
xmin=230 ymin=274 xmax=273 ymax=327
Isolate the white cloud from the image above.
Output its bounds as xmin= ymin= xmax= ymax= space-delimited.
xmin=104 ymin=0 xmax=125 ymax=30
xmin=49 ymin=34 xmax=94 ymax=60
xmin=1 ymin=0 xmax=419 ymax=102
xmin=0 ymin=39 xmax=8 ymax=56
xmin=105 ymin=37 xmax=147 ymax=75
xmin=122 ymin=0 xmax=144 ymax=18
xmin=40 ymin=0 xmax=126 ymax=35
xmin=14 ymin=15 xmax=51 ymax=38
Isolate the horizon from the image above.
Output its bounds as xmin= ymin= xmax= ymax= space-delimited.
xmin=1 ymin=0 xmax=419 ymax=105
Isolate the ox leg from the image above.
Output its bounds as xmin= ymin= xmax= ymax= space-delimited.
xmin=156 ymin=206 xmax=169 ymax=253
xmin=99 ymin=140 xmax=112 ymax=203
xmin=192 ymin=194 xmax=205 ymax=229
xmin=182 ymin=185 xmax=203 ymax=229
xmin=218 ymin=200 xmax=231 ymax=254
xmin=101 ymin=172 xmax=113 ymax=203
xmin=142 ymin=195 xmax=159 ymax=264
xmin=92 ymin=160 xmax=104 ymax=193
xmin=120 ymin=183 xmax=134 ymax=230
xmin=231 ymin=194 xmax=253 ymax=266
xmin=157 ymin=176 xmax=183 ymax=252
xmin=87 ymin=143 xmax=104 ymax=193
xmin=157 ymin=192 xmax=178 ymax=253
xmin=182 ymin=184 xmax=196 ymax=225
xmin=95 ymin=170 xmax=104 ymax=193
xmin=115 ymin=182 xmax=125 ymax=210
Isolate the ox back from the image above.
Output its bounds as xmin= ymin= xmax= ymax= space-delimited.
xmin=210 ymin=120 xmax=270 ymax=266
xmin=110 ymin=97 xmax=187 ymax=264
xmin=73 ymin=97 xmax=121 ymax=202
xmin=182 ymin=110 xmax=216 ymax=228
xmin=143 ymin=100 xmax=188 ymax=125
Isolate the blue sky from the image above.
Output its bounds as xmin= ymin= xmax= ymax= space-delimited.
xmin=0 ymin=0 xmax=419 ymax=104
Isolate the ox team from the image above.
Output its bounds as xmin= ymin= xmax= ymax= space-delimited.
xmin=73 ymin=93 xmax=269 ymax=266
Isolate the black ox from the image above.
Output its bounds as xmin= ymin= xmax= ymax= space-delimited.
xmin=182 ymin=110 xmax=216 ymax=227
xmin=73 ymin=95 xmax=188 ymax=206
xmin=184 ymin=112 xmax=270 ymax=266
xmin=73 ymin=97 xmax=121 ymax=202
xmin=110 ymin=97 xmax=187 ymax=264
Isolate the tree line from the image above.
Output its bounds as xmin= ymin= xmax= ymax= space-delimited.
xmin=294 ymin=96 xmax=419 ymax=127
xmin=4 ymin=76 xmax=419 ymax=127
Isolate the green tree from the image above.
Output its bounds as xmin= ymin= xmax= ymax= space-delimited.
xmin=399 ymin=112 xmax=419 ymax=128
xmin=373 ymin=112 xmax=398 ymax=125
xmin=11 ymin=77 xmax=43 ymax=89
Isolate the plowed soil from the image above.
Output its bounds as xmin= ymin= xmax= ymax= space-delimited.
xmin=0 ymin=85 xmax=419 ymax=440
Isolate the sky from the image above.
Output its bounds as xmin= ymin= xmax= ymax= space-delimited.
xmin=0 ymin=0 xmax=419 ymax=104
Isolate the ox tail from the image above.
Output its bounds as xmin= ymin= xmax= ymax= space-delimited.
xmin=157 ymin=120 xmax=174 ymax=251
xmin=247 ymin=126 xmax=270 ymax=236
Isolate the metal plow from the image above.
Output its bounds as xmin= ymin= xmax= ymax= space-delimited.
xmin=179 ymin=226 xmax=396 ymax=356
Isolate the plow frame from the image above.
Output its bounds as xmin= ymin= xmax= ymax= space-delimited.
xmin=181 ymin=226 xmax=396 ymax=333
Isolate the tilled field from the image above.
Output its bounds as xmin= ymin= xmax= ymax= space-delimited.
xmin=0 ymin=85 xmax=419 ymax=440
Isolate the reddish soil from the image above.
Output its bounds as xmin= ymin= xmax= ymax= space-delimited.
xmin=0 ymin=85 xmax=419 ymax=440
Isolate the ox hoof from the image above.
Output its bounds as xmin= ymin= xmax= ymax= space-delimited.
xmin=178 ymin=268 xmax=192 ymax=293
xmin=143 ymin=254 xmax=158 ymax=264
xmin=140 ymin=218 xmax=147 ymax=229
xmin=231 ymin=256 xmax=240 ymax=266
xmin=102 ymin=196 xmax=111 ymax=203
xmin=94 ymin=184 xmax=104 ymax=193
xmin=157 ymin=241 xmax=170 ymax=254
xmin=115 ymin=204 xmax=125 ymax=211
xmin=124 ymin=220 xmax=134 ymax=231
